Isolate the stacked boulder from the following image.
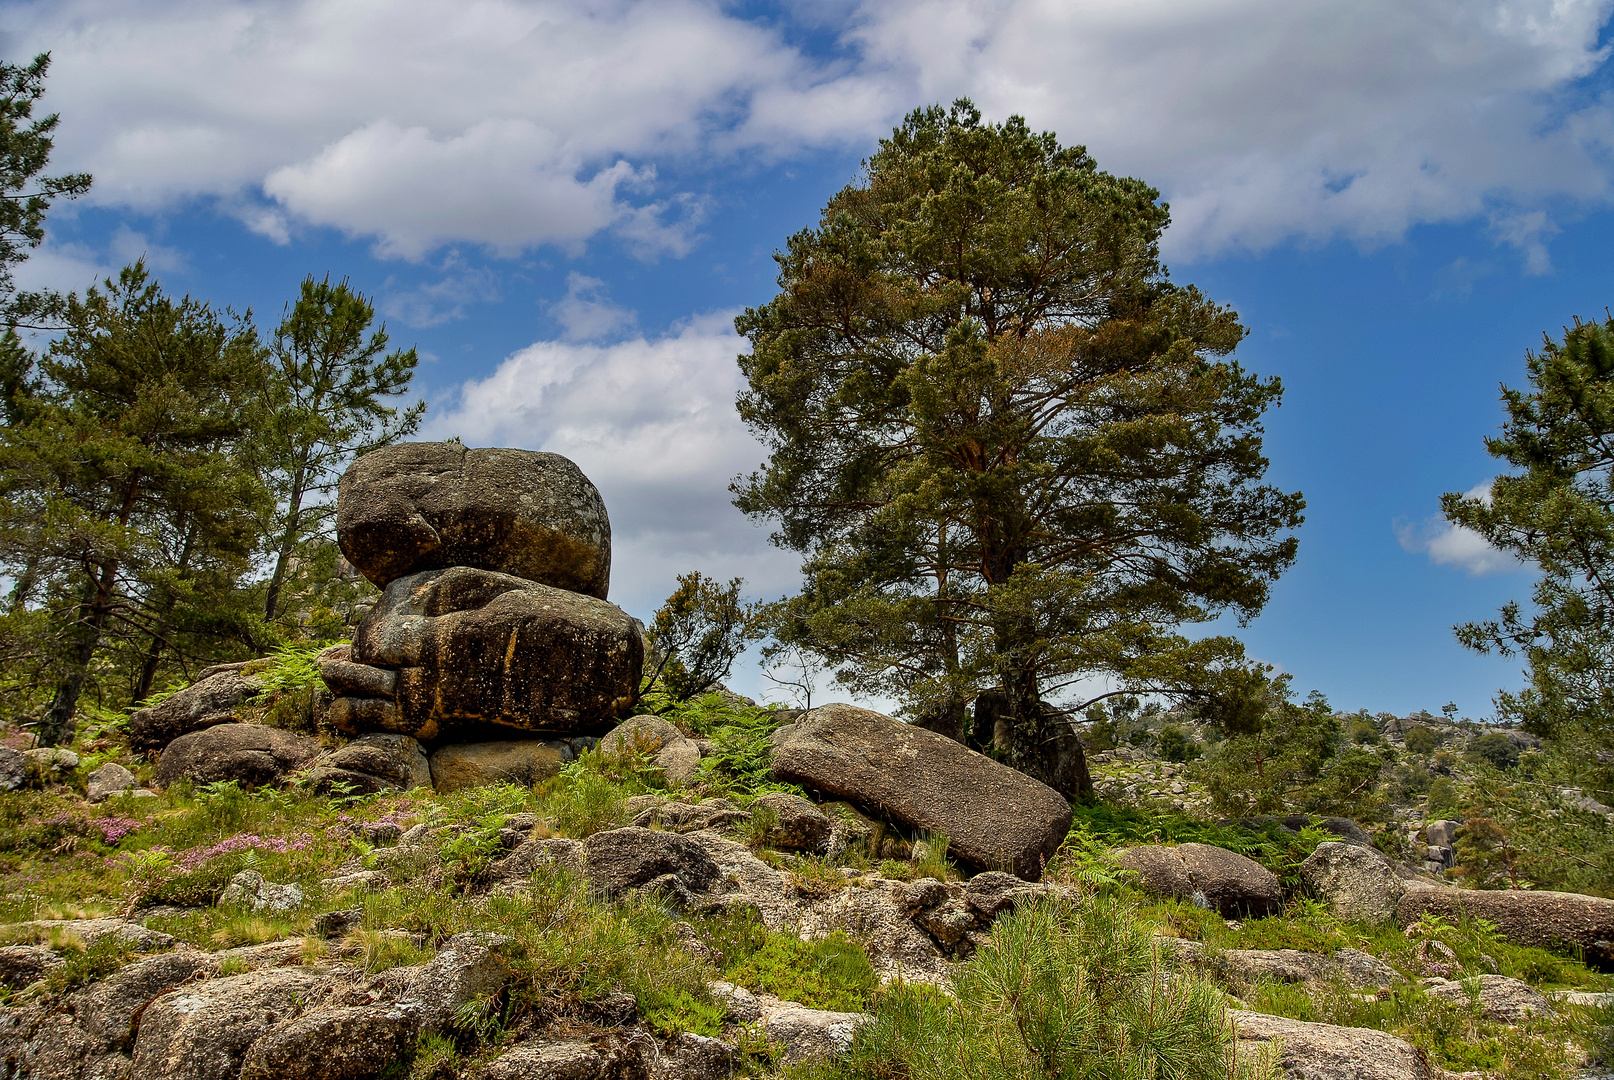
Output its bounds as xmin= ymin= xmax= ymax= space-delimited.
xmin=319 ymin=442 xmax=644 ymax=765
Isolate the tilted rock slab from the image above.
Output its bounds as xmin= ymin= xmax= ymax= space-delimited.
xmin=1398 ymin=885 xmax=1614 ymax=965
xmin=769 ymin=704 xmax=1072 ymax=881
xmin=127 ymin=669 xmax=263 ymax=751
xmin=1115 ymin=843 xmax=1282 ymax=917
xmin=327 ymin=567 xmax=643 ymax=740
xmin=337 ymin=442 xmax=612 ymax=596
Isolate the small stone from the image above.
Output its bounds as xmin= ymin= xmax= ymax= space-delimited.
xmin=85 ymin=761 xmax=138 ymax=803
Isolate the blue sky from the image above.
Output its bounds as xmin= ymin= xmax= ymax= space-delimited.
xmin=7 ymin=0 xmax=1614 ymax=718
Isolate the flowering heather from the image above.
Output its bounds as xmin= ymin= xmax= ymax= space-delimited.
xmin=95 ymin=817 xmax=141 ymax=845
xmin=175 ymin=832 xmax=313 ymax=871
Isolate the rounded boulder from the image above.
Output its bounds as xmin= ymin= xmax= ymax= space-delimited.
xmin=1116 ymin=842 xmax=1282 ymax=917
xmin=336 ymin=442 xmax=612 ymax=596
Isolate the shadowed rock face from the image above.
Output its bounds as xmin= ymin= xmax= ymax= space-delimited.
xmin=329 ymin=567 xmax=643 ymax=740
xmin=336 ymin=442 xmax=612 ymax=597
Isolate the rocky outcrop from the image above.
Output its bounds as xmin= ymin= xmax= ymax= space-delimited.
xmin=129 ymin=670 xmax=262 ymax=751
xmin=131 ymin=967 xmax=320 ymax=1080
xmin=1300 ymin=841 xmax=1407 ymax=925
xmin=217 ymin=871 xmax=304 ymax=915
xmin=336 ymin=442 xmax=612 ymax=596
xmin=428 ymin=739 xmax=575 ymax=792
xmin=759 ymin=1004 xmax=871 ymax=1066
xmin=600 ymin=715 xmax=701 ymax=786
xmin=0 ymin=745 xmax=23 ymax=791
xmin=770 ymin=703 xmax=1071 ymax=880
xmin=302 ymin=733 xmax=431 ymax=795
xmin=476 ymin=1037 xmax=648 ymax=1080
xmin=1115 ymin=843 xmax=1283 ymax=917
xmin=331 ymin=567 xmax=643 ymax=741
xmin=0 ymin=945 xmax=63 ymax=991
xmin=1168 ymin=940 xmax=1398 ymax=989
xmin=1232 ymin=1012 xmax=1444 ymax=1080
xmin=154 ymin=724 xmax=321 ymax=789
xmin=1397 ymin=885 xmax=1614 ymax=964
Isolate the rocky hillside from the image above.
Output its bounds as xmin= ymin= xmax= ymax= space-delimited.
xmin=0 ymin=685 xmax=1609 ymax=1080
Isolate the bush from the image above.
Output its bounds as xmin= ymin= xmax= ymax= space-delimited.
xmin=800 ymin=893 xmax=1269 ymax=1080
xmin=1470 ymin=732 xmax=1520 ymax=770
xmin=1403 ymin=725 xmax=1438 ymax=755
xmin=1156 ymin=724 xmax=1201 ymax=763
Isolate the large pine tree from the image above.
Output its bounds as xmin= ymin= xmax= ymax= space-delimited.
xmin=733 ymin=102 xmax=1303 ymax=797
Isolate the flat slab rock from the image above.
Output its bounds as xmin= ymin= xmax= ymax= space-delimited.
xmin=1233 ymin=1012 xmax=1445 ymax=1080
xmin=769 ymin=703 xmax=1071 ymax=880
xmin=1398 ymin=885 xmax=1614 ymax=965
xmin=337 ymin=442 xmax=613 ymax=596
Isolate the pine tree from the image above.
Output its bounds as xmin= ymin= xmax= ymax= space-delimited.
xmin=733 ymin=102 xmax=1302 ymax=797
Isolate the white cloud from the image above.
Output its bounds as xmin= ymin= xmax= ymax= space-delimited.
xmin=8 ymin=0 xmax=1613 ymax=268
xmin=845 ymin=0 xmax=1614 ymax=263
xmin=548 ymin=273 xmax=637 ymax=342
xmin=1396 ymin=481 xmax=1526 ymax=576
xmin=423 ymin=312 xmax=797 ymax=619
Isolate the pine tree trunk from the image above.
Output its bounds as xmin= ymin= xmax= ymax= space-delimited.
xmin=38 ymin=563 xmax=118 ymax=747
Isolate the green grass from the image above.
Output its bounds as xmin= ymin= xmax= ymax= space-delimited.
xmin=723 ymin=931 xmax=877 ymax=1012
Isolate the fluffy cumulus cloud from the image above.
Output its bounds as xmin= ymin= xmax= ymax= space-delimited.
xmin=422 ymin=312 xmax=798 ymax=617
xmin=8 ymin=0 xmax=1614 ymax=265
xmin=1396 ymin=480 xmax=1526 ymax=576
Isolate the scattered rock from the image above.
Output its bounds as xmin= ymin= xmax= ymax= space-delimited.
xmin=23 ymin=747 xmax=79 ymax=782
xmin=759 ymin=1003 xmax=871 ymax=1066
xmin=84 ymin=761 xmax=138 ymax=803
xmin=153 ymin=723 xmax=320 ymax=789
xmin=336 ymin=567 xmax=643 ymax=741
xmin=1422 ymin=974 xmax=1555 ymax=1022
xmin=1398 ymin=885 xmax=1614 ymax=964
xmin=748 ymin=792 xmax=832 ymax=853
xmin=0 ymin=744 xmax=25 ymax=792
xmin=1300 ymin=842 xmax=1407 ymax=925
xmin=1115 ymin=843 xmax=1283 ymax=917
xmin=1233 ymin=1012 xmax=1444 ymax=1080
xmin=303 ymin=732 xmax=431 ymax=795
xmin=708 ymin=981 xmax=762 ymax=1024
xmin=1238 ymin=815 xmax=1372 ymax=846
xmin=131 ymin=967 xmax=319 ymax=1080
xmin=397 ymin=933 xmax=510 ymax=1033
xmin=311 ymin=908 xmax=364 ymax=939
xmin=0 ymin=944 xmax=63 ymax=990
xmin=476 ymin=1037 xmax=648 ymax=1080
xmin=239 ymin=1004 xmax=418 ymax=1080
xmin=655 ymin=1032 xmax=736 ymax=1080
xmin=770 ymin=703 xmax=1071 ymax=880
xmin=429 ymin=739 xmax=570 ymax=793
xmin=491 ymin=838 xmax=587 ymax=882
xmin=628 ymin=798 xmax=750 ymax=834
xmin=583 ymin=827 xmax=723 ymax=903
xmin=217 ymin=870 xmax=304 ymax=915
xmin=128 ymin=670 xmax=263 ymax=751
xmin=600 ymin=715 xmax=701 ymax=786
xmin=337 ymin=442 xmax=613 ymax=596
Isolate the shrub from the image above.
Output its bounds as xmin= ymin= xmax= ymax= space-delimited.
xmin=801 ymin=893 xmax=1270 ymax=1080
xmin=1470 ymin=733 xmax=1520 ymax=770
xmin=1156 ymin=724 xmax=1201 ymax=763
xmin=1404 ymin=726 xmax=1438 ymax=755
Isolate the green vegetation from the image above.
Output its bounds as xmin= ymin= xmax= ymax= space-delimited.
xmin=732 ymin=98 xmax=1302 ymax=798
xmin=800 ymin=893 xmax=1272 ymax=1080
